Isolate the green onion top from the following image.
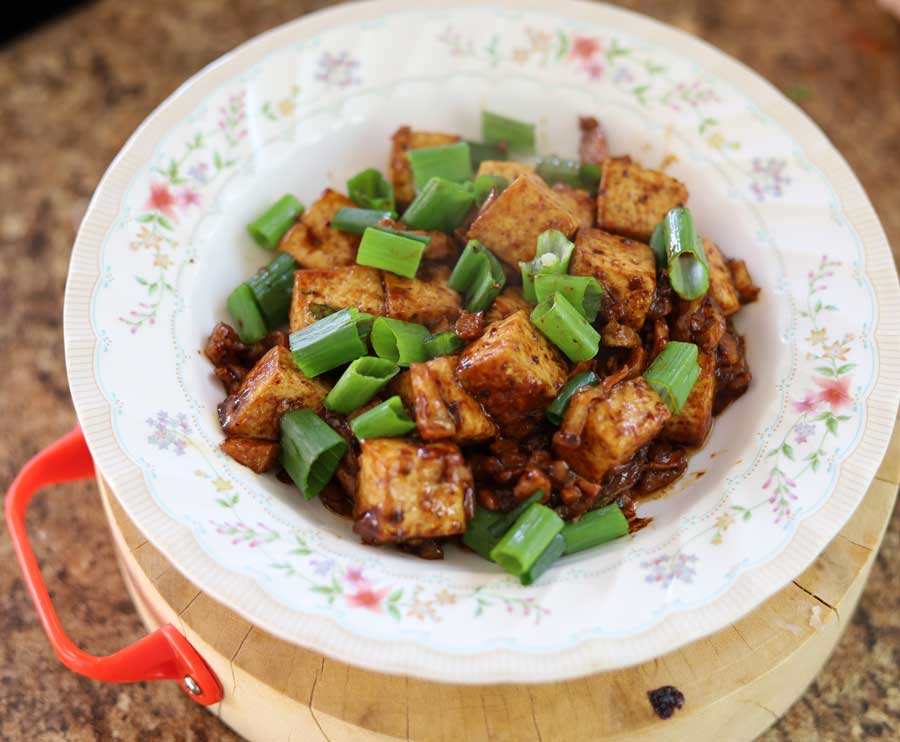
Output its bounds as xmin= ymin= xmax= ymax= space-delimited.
xmin=246 ymin=252 xmax=299 ymax=327
xmin=535 ymin=156 xmax=603 ymax=191
xmin=407 ymin=142 xmax=473 ymax=192
xmin=546 ymin=371 xmax=599 ymax=425
xmin=482 ymin=111 xmax=536 ymax=155
xmin=347 ymin=168 xmax=395 ymax=213
xmin=227 ymin=283 xmax=268 ymax=344
xmin=349 ymin=396 xmax=417 ymax=439
xmin=643 ymin=340 xmax=700 ymax=415
xmin=462 ymin=491 xmax=544 ymax=561
xmin=489 ymin=502 xmax=564 ymax=577
xmin=660 ymin=207 xmax=710 ymax=301
xmin=424 ymin=331 xmax=466 ymax=359
xmin=531 ymin=292 xmax=601 ymax=362
xmin=649 ymin=220 xmax=668 ymax=268
xmin=356 ymin=227 xmax=425 ymax=278
xmin=467 ymin=140 xmax=508 ymax=169
xmin=473 ymin=174 xmax=509 ymax=206
xmin=279 ymin=409 xmax=347 ymax=501
xmin=533 ymin=273 xmax=603 ymax=321
xmin=331 ymin=207 xmax=394 ymax=235
xmin=289 ymin=307 xmax=369 ymax=377
xmin=448 ymin=240 xmax=507 ymax=313
xmin=561 ymin=503 xmax=630 ymax=555
xmin=401 ymin=177 xmax=476 ymax=233
xmin=370 ymin=317 xmax=431 ymax=366
xmin=520 ymin=532 xmax=566 ymax=586
xmin=324 ymin=356 xmax=400 ymax=415
xmin=247 ymin=194 xmax=304 ymax=249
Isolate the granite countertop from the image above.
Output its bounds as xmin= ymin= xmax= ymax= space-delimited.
xmin=0 ymin=1 xmax=898 ymax=739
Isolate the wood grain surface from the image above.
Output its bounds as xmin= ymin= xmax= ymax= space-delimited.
xmin=1 ymin=1 xmax=898 ymax=740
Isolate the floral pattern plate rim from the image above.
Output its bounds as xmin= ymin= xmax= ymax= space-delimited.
xmin=63 ymin=0 xmax=900 ymax=683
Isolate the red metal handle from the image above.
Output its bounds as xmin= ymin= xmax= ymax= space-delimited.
xmin=4 ymin=426 xmax=222 ymax=706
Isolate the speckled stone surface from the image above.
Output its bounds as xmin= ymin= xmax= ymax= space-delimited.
xmin=0 ymin=1 xmax=897 ymax=740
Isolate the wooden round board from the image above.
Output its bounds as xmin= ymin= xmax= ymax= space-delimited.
xmin=96 ymin=417 xmax=899 ymax=742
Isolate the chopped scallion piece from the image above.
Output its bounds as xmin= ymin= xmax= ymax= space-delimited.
xmin=535 ymin=156 xmax=582 ymax=188
xmin=579 ymin=162 xmax=602 ymax=191
xmin=227 ymin=283 xmax=268 ymax=343
xmin=424 ymin=331 xmax=466 ymax=359
xmin=372 ymin=225 xmax=432 ymax=245
xmin=324 ymin=356 xmax=400 ymax=414
xmin=561 ymin=504 xmax=630 ymax=554
xmin=246 ymin=194 xmax=303 ymax=248
xmin=467 ymin=140 xmax=508 ymax=169
xmin=280 ymin=409 xmax=347 ymax=500
xmin=448 ymin=240 xmax=506 ymax=313
xmin=356 ymin=227 xmax=425 ymax=278
xmin=401 ymin=177 xmax=476 ymax=232
xmin=462 ymin=507 xmax=505 ymax=559
xmin=370 ymin=317 xmax=431 ymax=366
xmin=520 ymin=532 xmax=566 ymax=585
xmin=660 ymin=207 xmax=710 ymax=300
xmin=289 ymin=307 xmax=369 ymax=377
xmin=407 ymin=142 xmax=473 ymax=191
xmin=246 ymin=253 xmax=298 ymax=327
xmin=473 ymin=174 xmax=509 ymax=205
xmin=536 ymin=229 xmax=575 ymax=273
xmin=347 ymin=168 xmax=395 ymax=213
xmin=482 ymin=111 xmax=536 ymax=155
xmin=531 ymin=292 xmax=600 ymax=362
xmin=349 ymin=396 xmax=417 ymax=439
xmin=643 ymin=340 xmax=700 ymax=415
xmin=332 ymin=207 xmax=394 ymax=235
xmin=533 ymin=274 xmax=603 ymax=321
xmin=489 ymin=503 xmax=564 ymax=577
xmin=546 ymin=371 xmax=599 ymax=425
xmin=649 ymin=221 xmax=668 ymax=268
xmin=487 ymin=491 xmax=545 ymax=539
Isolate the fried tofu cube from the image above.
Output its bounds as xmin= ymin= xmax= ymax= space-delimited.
xmin=220 ymin=438 xmax=280 ymax=473
xmin=467 ymin=173 xmax=580 ymax=268
xmin=457 ymin=310 xmax=567 ymax=437
xmin=664 ymin=351 xmax=716 ymax=446
xmin=289 ymin=265 xmax=385 ymax=332
xmin=552 ymin=184 xmax=596 ymax=230
xmin=476 ymin=160 xmax=534 ymax=181
xmin=383 ymin=264 xmax=461 ymax=329
xmin=703 ymin=238 xmax=741 ymax=316
xmin=571 ymin=228 xmax=656 ymax=329
xmin=354 ymin=439 xmax=473 ymax=544
xmin=556 ymin=377 xmax=671 ymax=482
xmin=390 ymin=126 xmax=461 ymax=207
xmin=218 ymin=346 xmax=330 ymax=440
xmin=485 ymin=286 xmax=531 ymax=325
xmin=597 ymin=158 xmax=688 ymax=241
xmin=407 ymin=356 xmax=497 ymax=444
xmin=278 ymin=189 xmax=360 ymax=269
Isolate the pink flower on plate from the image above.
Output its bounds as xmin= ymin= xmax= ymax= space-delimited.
xmin=178 ymin=187 xmax=201 ymax=208
xmin=346 ymin=586 xmax=389 ymax=612
xmin=815 ymin=377 xmax=852 ymax=410
xmin=570 ymin=36 xmax=601 ymax=61
xmin=584 ymin=61 xmax=605 ymax=80
xmin=147 ymin=181 xmax=177 ymax=219
xmin=792 ymin=392 xmax=819 ymax=414
xmin=344 ymin=566 xmax=368 ymax=586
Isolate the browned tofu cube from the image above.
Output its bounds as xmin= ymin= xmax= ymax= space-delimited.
xmin=664 ymin=351 xmax=716 ymax=446
xmin=457 ymin=310 xmax=567 ymax=437
xmin=220 ymin=438 xmax=280 ymax=473
xmin=555 ymin=377 xmax=671 ymax=482
xmin=389 ymin=126 xmax=461 ymax=207
xmin=278 ymin=189 xmax=360 ymax=269
xmin=597 ymin=158 xmax=688 ymax=241
xmin=703 ymin=238 xmax=741 ymax=316
xmin=354 ymin=439 xmax=473 ymax=544
xmin=571 ymin=228 xmax=656 ymax=329
xmin=476 ymin=160 xmax=534 ymax=181
xmin=407 ymin=356 xmax=497 ymax=444
xmin=383 ymin=264 xmax=461 ymax=329
xmin=485 ymin=286 xmax=532 ymax=325
xmin=289 ymin=265 xmax=385 ymax=332
xmin=552 ymin=184 xmax=596 ymax=230
xmin=218 ymin=346 xmax=330 ymax=440
xmin=467 ymin=173 xmax=580 ymax=268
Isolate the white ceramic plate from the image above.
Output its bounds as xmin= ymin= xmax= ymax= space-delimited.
xmin=64 ymin=0 xmax=900 ymax=683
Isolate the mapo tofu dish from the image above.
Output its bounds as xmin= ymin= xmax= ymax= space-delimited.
xmin=205 ymin=112 xmax=758 ymax=585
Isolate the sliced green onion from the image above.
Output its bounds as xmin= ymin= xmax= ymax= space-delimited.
xmin=349 ymin=396 xmax=417 ymax=439
xmin=289 ymin=307 xmax=369 ymax=377
xmin=372 ymin=225 xmax=432 ymax=245
xmin=424 ymin=332 xmax=466 ymax=359
xmin=347 ymin=168 xmax=395 ymax=213
xmin=661 ymin=207 xmax=710 ymax=300
xmin=520 ymin=229 xmax=576 ymax=302
xmin=467 ymin=140 xmax=508 ymax=169
xmin=331 ymin=207 xmax=394 ymax=235
xmin=246 ymin=253 xmax=298 ymax=327
xmin=448 ymin=240 xmax=488 ymax=291
xmin=247 ymin=194 xmax=303 ymax=248
xmin=489 ymin=503 xmax=564 ymax=577
xmin=531 ymin=292 xmax=601 ymax=362
xmin=227 ymin=283 xmax=268 ymax=343
xmin=280 ymin=409 xmax=348 ymax=500
xmin=356 ymin=227 xmax=425 ymax=278
xmin=579 ymin=162 xmax=602 ymax=191
xmin=407 ymin=142 xmax=473 ymax=191
xmin=473 ymin=174 xmax=509 ymax=206
xmin=520 ymin=532 xmax=566 ymax=585
xmin=370 ymin=317 xmax=431 ymax=366
xmin=324 ymin=357 xmax=400 ymax=414
xmin=462 ymin=507 xmax=506 ymax=559
xmin=649 ymin=221 xmax=668 ymax=268
xmin=401 ymin=177 xmax=476 ymax=233
xmin=482 ymin=111 xmax=536 ymax=155
xmin=537 ymin=229 xmax=575 ymax=273
xmin=561 ymin=504 xmax=630 ymax=554
xmin=448 ymin=240 xmax=506 ymax=312
xmin=533 ymin=274 xmax=603 ymax=321
xmin=546 ymin=371 xmax=599 ymax=425
xmin=487 ymin=491 xmax=545 ymax=539
xmin=536 ymin=156 xmax=582 ymax=188
xmin=643 ymin=340 xmax=700 ymax=415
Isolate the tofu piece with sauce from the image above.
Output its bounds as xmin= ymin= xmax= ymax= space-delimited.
xmin=475 ymin=160 xmax=534 ymax=182
xmin=405 ymin=356 xmax=497 ymax=444
xmin=456 ymin=310 xmax=567 ymax=438
xmin=218 ymin=346 xmax=330 ymax=440
xmin=556 ymin=377 xmax=671 ymax=482
xmin=485 ymin=286 xmax=532 ymax=325
xmin=597 ymin=158 xmax=688 ymax=242
xmin=467 ymin=173 xmax=581 ymax=268
xmin=278 ymin=189 xmax=360 ymax=269
xmin=383 ymin=264 xmax=462 ymax=329
xmin=664 ymin=350 xmax=716 ymax=446
xmin=570 ymin=228 xmax=656 ymax=329
xmin=289 ymin=265 xmax=385 ymax=332
xmin=354 ymin=438 xmax=473 ymax=544
xmin=703 ymin=238 xmax=741 ymax=316
xmin=551 ymin=184 xmax=596 ymax=230
xmin=389 ymin=126 xmax=461 ymax=207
